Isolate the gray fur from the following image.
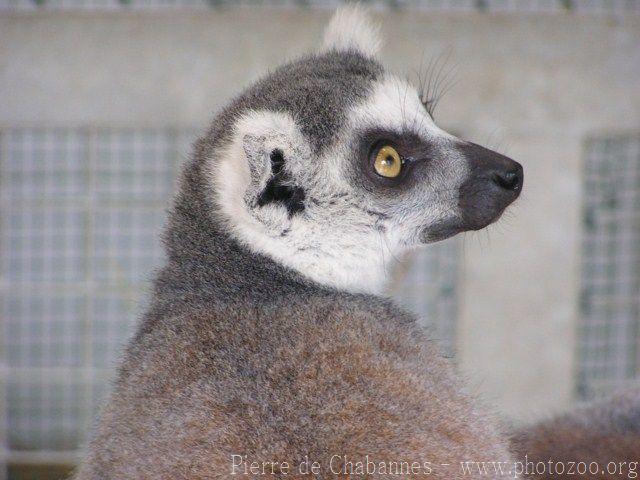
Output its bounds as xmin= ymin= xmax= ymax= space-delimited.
xmin=511 ymin=389 xmax=640 ymax=479
xmin=151 ymin=49 xmax=384 ymax=315
xmin=153 ymin=52 xmax=391 ymax=296
xmin=208 ymin=50 xmax=382 ymax=156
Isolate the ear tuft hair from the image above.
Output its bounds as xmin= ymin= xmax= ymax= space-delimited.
xmin=321 ymin=4 xmax=382 ymax=58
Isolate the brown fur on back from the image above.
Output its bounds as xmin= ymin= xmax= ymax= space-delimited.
xmin=74 ymin=294 xmax=512 ymax=479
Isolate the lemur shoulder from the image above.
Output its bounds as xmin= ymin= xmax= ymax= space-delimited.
xmin=73 ymin=6 xmax=637 ymax=480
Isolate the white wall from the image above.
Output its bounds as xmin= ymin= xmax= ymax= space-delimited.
xmin=1 ymin=8 xmax=639 ymax=421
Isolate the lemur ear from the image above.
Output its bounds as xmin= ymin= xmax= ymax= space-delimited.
xmin=321 ymin=4 xmax=382 ymax=57
xmin=241 ymin=135 xmax=306 ymax=218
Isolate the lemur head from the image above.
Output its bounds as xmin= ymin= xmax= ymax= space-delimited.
xmin=211 ymin=5 xmax=523 ymax=295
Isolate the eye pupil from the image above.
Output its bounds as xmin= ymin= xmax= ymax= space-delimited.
xmin=374 ymin=145 xmax=402 ymax=178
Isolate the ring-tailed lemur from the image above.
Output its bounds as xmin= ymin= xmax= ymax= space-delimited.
xmin=74 ymin=6 xmax=527 ymax=479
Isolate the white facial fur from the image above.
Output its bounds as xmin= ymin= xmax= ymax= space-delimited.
xmin=212 ymin=74 xmax=466 ymax=295
xmin=350 ymin=75 xmax=454 ymax=139
xmin=210 ymin=5 xmax=473 ymax=295
xmin=345 ymin=75 xmax=468 ymax=244
xmin=213 ymin=109 xmax=398 ymax=295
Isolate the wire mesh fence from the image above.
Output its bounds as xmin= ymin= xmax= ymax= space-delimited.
xmin=0 ymin=0 xmax=638 ymax=12
xmin=0 ymin=127 xmax=460 ymax=470
xmin=388 ymin=244 xmax=459 ymax=357
xmin=0 ymin=128 xmax=190 ymax=473
xmin=578 ymin=135 xmax=640 ymax=399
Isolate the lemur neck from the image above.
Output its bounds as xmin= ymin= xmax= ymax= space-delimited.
xmin=154 ymin=160 xmax=318 ymax=311
xmin=293 ymin=251 xmax=391 ymax=296
xmin=232 ymin=226 xmax=393 ymax=296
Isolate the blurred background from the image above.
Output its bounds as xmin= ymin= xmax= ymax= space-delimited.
xmin=0 ymin=0 xmax=639 ymax=478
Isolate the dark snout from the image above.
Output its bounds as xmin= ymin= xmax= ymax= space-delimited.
xmin=458 ymin=142 xmax=523 ymax=231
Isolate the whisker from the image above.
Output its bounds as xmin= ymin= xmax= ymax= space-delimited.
xmin=415 ymin=48 xmax=458 ymax=118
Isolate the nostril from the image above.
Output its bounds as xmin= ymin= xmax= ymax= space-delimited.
xmin=493 ymin=168 xmax=522 ymax=192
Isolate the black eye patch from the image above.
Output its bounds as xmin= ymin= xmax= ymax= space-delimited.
xmin=256 ymin=149 xmax=306 ymax=217
xmin=353 ymin=128 xmax=432 ymax=194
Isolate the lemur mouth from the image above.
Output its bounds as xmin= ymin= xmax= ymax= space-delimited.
xmin=420 ymin=144 xmax=523 ymax=243
xmin=457 ymin=141 xmax=523 ymax=232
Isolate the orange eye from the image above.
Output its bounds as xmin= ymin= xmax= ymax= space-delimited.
xmin=374 ymin=145 xmax=402 ymax=178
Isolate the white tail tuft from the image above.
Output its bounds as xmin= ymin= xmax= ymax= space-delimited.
xmin=321 ymin=4 xmax=382 ymax=58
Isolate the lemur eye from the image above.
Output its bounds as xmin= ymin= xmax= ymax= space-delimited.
xmin=374 ymin=145 xmax=402 ymax=178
